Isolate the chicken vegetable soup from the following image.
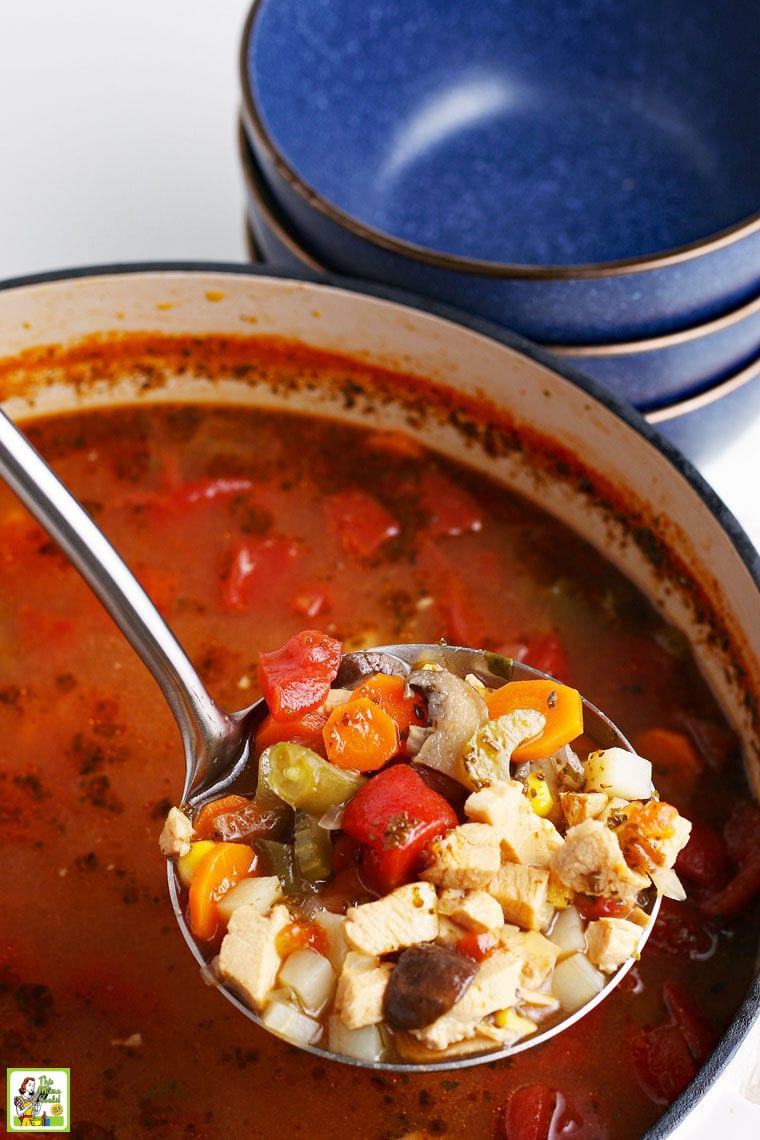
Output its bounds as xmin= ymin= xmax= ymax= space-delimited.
xmin=162 ymin=635 xmax=690 ymax=1065
xmin=2 ymin=397 xmax=759 ymax=1139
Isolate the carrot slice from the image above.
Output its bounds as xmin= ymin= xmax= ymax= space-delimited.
xmin=485 ymin=679 xmax=583 ymax=761
xmin=322 ymin=697 xmax=399 ymax=772
xmin=193 ymin=795 xmax=250 ymax=839
xmin=350 ymin=672 xmax=427 ymax=737
xmin=188 ymin=842 xmax=256 ymax=941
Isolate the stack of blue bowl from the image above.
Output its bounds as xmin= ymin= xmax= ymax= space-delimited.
xmin=237 ymin=0 xmax=760 ymax=465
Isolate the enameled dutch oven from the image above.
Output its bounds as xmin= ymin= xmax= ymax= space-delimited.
xmin=1 ymin=265 xmax=758 ymax=1136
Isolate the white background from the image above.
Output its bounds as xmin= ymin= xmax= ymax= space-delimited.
xmin=0 ymin=3 xmax=758 ymax=1137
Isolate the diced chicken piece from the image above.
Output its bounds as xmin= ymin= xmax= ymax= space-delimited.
xmin=217 ymin=903 xmax=291 ymax=1010
xmin=420 ymin=823 xmax=501 ymax=889
xmin=409 ymin=949 xmax=524 ymax=1051
xmin=334 ymin=951 xmax=393 ymax=1029
xmin=443 ymin=889 xmax=505 ymax=934
xmin=501 ymin=930 xmax=560 ymax=988
xmin=559 ymin=791 xmax=609 ymax=828
xmin=586 ymin=917 xmax=643 ymax=973
xmin=464 ymin=780 xmax=563 ymax=867
xmin=487 ymin=863 xmax=554 ymax=931
xmin=159 ymin=806 xmax=194 ymax=857
xmin=343 ymin=882 xmax=438 ymax=956
xmin=551 ymin=818 xmax=650 ymax=905
xmin=436 ymin=914 xmax=470 ymax=946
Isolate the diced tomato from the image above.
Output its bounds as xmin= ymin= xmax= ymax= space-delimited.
xmin=647 ymin=896 xmax=718 ymax=960
xmin=662 ymin=980 xmax=716 ymax=1064
xmin=723 ymin=799 xmax=760 ymax=862
xmin=257 ymin=630 xmax=342 ymax=722
xmin=275 ymin=920 xmax=329 ymax=958
xmin=575 ymin=894 xmax=631 ymax=921
xmin=522 ymin=632 xmax=571 ymax=682
xmin=631 ymin=1020 xmax=699 ymax=1105
xmin=341 ymin=763 xmax=458 ymax=894
xmin=503 ymin=1085 xmax=557 ymax=1140
xmin=675 ymin=819 xmax=730 ymax=886
xmin=152 ymin=476 xmax=254 ymax=512
xmin=254 ymin=707 xmax=330 ymax=755
xmin=221 ymin=536 xmax=300 ymax=610
xmin=457 ymin=930 xmax=499 ymax=962
xmin=418 ymin=469 xmax=483 ymax=537
xmin=289 ymin=584 xmax=329 ymax=619
xmin=700 ymin=849 xmax=760 ymax=920
xmin=324 ymin=488 xmax=400 ymax=559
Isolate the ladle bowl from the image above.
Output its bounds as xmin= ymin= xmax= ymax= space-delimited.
xmin=0 ymin=404 xmax=660 ymax=1071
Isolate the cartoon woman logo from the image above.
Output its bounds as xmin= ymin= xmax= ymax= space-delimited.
xmin=13 ymin=1077 xmax=47 ymax=1127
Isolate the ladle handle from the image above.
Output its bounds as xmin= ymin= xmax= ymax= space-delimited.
xmin=0 ymin=407 xmax=231 ymax=789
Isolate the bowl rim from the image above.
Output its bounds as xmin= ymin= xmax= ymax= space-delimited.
xmin=0 ymin=258 xmax=758 ymax=1133
xmin=240 ymin=0 xmax=760 ymax=282
xmin=644 ymin=351 xmax=760 ymax=420
xmin=238 ymin=115 xmax=760 ymax=358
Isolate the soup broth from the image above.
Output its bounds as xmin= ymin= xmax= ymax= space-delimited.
xmin=1 ymin=400 xmax=758 ymax=1139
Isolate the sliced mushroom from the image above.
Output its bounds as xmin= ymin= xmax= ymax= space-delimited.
xmin=336 ymin=650 xmax=411 ymax=689
xmin=383 ymin=943 xmax=477 ymax=1030
xmin=408 ymin=668 xmax=488 ymax=785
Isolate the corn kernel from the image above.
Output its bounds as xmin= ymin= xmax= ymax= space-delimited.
xmin=493 ymin=1008 xmax=538 ymax=1038
xmin=526 ymin=772 xmax=555 ymax=817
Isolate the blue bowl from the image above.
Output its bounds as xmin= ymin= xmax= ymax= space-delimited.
xmin=240 ymin=123 xmax=760 ymax=411
xmin=645 ymin=354 xmax=760 ymax=467
xmin=241 ymin=0 xmax=760 ymax=343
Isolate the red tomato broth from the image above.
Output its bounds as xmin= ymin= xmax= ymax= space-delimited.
xmin=0 ymin=401 xmax=757 ymax=1139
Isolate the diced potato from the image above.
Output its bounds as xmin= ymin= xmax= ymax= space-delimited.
xmin=216 ymin=874 xmax=283 ymax=921
xmin=584 ymin=747 xmax=653 ymax=801
xmin=549 ymin=904 xmax=586 ymax=960
xmin=313 ymin=907 xmax=350 ymax=972
xmin=552 ymin=952 xmax=606 ymax=1013
xmin=327 ymin=1015 xmax=385 ymax=1062
xmin=279 ymin=948 xmax=336 ymax=1014
xmin=261 ymin=992 xmax=321 ymax=1045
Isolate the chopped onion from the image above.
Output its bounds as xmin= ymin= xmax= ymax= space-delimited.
xmin=216 ymin=875 xmax=282 ymax=921
xmin=552 ymin=952 xmax=605 ymax=1013
xmin=650 ymin=866 xmax=687 ymax=901
xmin=584 ymin=747 xmax=653 ymax=801
xmin=318 ymin=802 xmax=346 ymax=830
xmin=549 ymin=905 xmax=586 ymax=960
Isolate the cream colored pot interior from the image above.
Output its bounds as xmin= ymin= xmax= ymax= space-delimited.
xmin=1 ymin=269 xmax=759 ymax=798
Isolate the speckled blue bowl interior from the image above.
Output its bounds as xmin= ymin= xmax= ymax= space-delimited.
xmin=246 ymin=0 xmax=760 ymax=267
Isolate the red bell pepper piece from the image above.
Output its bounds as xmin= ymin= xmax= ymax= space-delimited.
xmin=341 ymin=763 xmax=458 ymax=894
xmin=257 ymin=630 xmax=342 ymax=722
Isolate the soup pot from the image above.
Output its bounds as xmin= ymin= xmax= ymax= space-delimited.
xmin=0 ymin=264 xmax=758 ymax=1138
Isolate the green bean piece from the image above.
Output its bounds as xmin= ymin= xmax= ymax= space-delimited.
xmin=293 ymin=811 xmax=333 ymax=882
xmin=261 ymin=741 xmax=366 ymax=814
xmin=257 ymin=839 xmax=300 ymax=895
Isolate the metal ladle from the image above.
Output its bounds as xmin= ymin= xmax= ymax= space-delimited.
xmin=0 ymin=406 xmax=659 ymax=1071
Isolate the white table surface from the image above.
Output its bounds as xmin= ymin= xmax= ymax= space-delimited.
xmin=1 ymin=3 xmax=758 ymax=1137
